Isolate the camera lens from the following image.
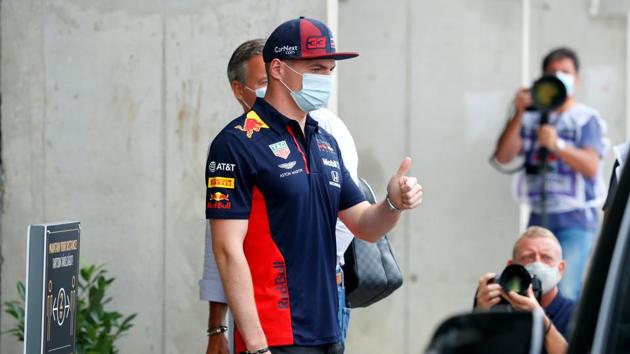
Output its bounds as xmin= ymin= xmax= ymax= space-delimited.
xmin=531 ymin=75 xmax=567 ymax=112
xmin=498 ymin=264 xmax=532 ymax=295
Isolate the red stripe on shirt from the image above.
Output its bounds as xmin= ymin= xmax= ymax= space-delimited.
xmin=287 ymin=126 xmax=310 ymax=174
xmin=234 ymin=187 xmax=294 ymax=353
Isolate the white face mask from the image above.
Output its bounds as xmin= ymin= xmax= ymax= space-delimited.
xmin=525 ymin=261 xmax=561 ymax=295
xmin=555 ymin=71 xmax=575 ymax=96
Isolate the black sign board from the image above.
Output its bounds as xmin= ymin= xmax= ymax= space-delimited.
xmin=24 ymin=222 xmax=80 ymax=354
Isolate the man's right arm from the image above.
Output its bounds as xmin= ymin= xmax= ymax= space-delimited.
xmin=211 ymin=219 xmax=269 ymax=353
xmin=200 ymin=222 xmax=230 ymax=354
xmin=494 ymin=88 xmax=529 ymax=164
xmin=504 ymin=290 xmax=568 ymax=354
xmin=542 ymin=316 xmax=569 ymax=354
xmin=206 ymin=302 xmax=229 ymax=354
xmin=477 ymin=272 xmax=568 ymax=354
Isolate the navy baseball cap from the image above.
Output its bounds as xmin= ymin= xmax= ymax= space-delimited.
xmin=263 ymin=17 xmax=359 ymax=62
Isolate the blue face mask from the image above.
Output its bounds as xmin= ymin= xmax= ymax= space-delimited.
xmin=240 ymin=85 xmax=267 ymax=110
xmin=255 ymin=86 xmax=267 ymax=98
xmin=280 ymin=62 xmax=332 ymax=112
xmin=555 ymin=71 xmax=575 ymax=96
xmin=245 ymin=85 xmax=267 ymax=98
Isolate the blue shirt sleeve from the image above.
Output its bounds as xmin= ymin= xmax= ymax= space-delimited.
xmin=577 ymin=116 xmax=605 ymax=157
xmin=205 ymin=132 xmax=256 ymax=219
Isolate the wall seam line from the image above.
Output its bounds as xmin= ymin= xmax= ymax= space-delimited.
xmin=160 ymin=11 xmax=167 ymax=354
xmin=403 ymin=0 xmax=412 ymax=353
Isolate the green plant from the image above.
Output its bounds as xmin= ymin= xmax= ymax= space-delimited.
xmin=2 ymin=263 xmax=137 ymax=354
xmin=3 ymin=281 xmax=25 ymax=341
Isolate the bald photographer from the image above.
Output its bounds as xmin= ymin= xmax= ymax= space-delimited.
xmin=474 ymin=227 xmax=575 ymax=354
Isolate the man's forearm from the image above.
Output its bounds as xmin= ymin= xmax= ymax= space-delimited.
xmin=206 ymin=301 xmax=229 ymax=354
xmin=208 ymin=301 xmax=228 ymax=328
xmin=345 ymin=201 xmax=401 ymax=242
xmin=214 ymin=249 xmax=267 ymax=351
xmin=495 ymin=112 xmax=524 ymax=164
xmin=556 ymin=146 xmax=598 ymax=179
xmin=544 ymin=319 xmax=568 ymax=354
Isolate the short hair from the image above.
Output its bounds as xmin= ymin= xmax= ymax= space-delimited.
xmin=542 ymin=47 xmax=580 ymax=73
xmin=512 ymin=226 xmax=563 ymax=259
xmin=227 ymin=39 xmax=265 ymax=84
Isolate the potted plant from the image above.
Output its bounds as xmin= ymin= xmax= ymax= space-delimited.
xmin=3 ymin=263 xmax=137 ymax=354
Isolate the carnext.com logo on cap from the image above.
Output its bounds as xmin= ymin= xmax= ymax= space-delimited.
xmin=275 ymin=45 xmax=298 ymax=55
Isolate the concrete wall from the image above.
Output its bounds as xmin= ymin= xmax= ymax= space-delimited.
xmin=0 ymin=0 xmax=627 ymax=353
xmin=0 ymin=1 xmax=324 ymax=353
xmin=338 ymin=0 xmax=627 ymax=353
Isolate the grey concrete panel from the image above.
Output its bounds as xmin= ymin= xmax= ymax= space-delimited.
xmin=1 ymin=1 xmax=48 ymax=353
xmin=404 ymin=2 xmax=524 ymax=351
xmin=338 ymin=2 xmax=412 ymax=352
xmin=1 ymin=1 xmax=165 ymax=353
xmin=596 ymin=0 xmax=630 ymax=16
xmin=40 ymin=3 xmax=165 ymax=353
xmin=409 ymin=0 xmax=524 ymax=334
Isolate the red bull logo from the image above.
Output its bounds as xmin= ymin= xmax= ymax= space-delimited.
xmin=272 ymin=261 xmax=289 ymax=309
xmin=235 ymin=111 xmax=269 ymax=138
xmin=208 ymin=192 xmax=231 ymax=209
xmin=209 ymin=192 xmax=230 ymax=201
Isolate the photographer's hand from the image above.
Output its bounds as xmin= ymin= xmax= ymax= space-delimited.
xmin=475 ymin=273 xmax=502 ymax=309
xmin=503 ymin=285 xmax=543 ymax=313
xmin=514 ymin=88 xmax=533 ymax=114
xmin=506 ymin=288 xmax=568 ymax=354
xmin=495 ymin=88 xmax=530 ymax=164
xmin=537 ymin=125 xmax=559 ymax=150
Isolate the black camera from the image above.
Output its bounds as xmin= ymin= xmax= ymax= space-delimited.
xmin=489 ymin=264 xmax=543 ymax=306
xmin=526 ymin=75 xmax=568 ymax=113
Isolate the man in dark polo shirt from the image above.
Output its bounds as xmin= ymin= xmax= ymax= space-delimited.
xmin=206 ymin=17 xmax=423 ymax=354
xmin=476 ymin=226 xmax=575 ymax=354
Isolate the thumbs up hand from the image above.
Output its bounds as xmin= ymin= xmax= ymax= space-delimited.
xmin=386 ymin=157 xmax=423 ymax=211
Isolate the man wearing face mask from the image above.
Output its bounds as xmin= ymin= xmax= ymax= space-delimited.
xmin=206 ymin=17 xmax=423 ymax=354
xmin=200 ymin=38 xmax=360 ymax=354
xmin=475 ymin=226 xmax=575 ymax=354
xmin=200 ymin=39 xmax=267 ymax=354
xmin=494 ymin=47 xmax=608 ymax=301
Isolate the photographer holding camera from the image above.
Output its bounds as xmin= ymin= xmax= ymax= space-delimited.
xmin=475 ymin=227 xmax=575 ymax=354
xmin=494 ymin=47 xmax=608 ymax=301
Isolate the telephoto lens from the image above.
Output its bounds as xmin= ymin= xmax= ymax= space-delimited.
xmin=475 ymin=265 xmax=544 ymax=309
xmin=530 ymin=75 xmax=567 ymax=112
xmin=498 ymin=264 xmax=534 ymax=296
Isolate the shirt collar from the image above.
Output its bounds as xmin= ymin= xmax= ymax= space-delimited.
xmin=252 ymin=98 xmax=320 ymax=134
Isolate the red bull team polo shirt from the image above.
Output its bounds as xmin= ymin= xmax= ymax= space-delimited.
xmin=205 ymin=98 xmax=365 ymax=352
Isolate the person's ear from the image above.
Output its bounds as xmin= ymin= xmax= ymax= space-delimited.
xmin=575 ymin=73 xmax=581 ymax=88
xmin=231 ymin=80 xmax=245 ymax=101
xmin=268 ymin=59 xmax=283 ymax=81
xmin=558 ymin=260 xmax=566 ymax=277
xmin=507 ymin=259 xmax=513 ymax=266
